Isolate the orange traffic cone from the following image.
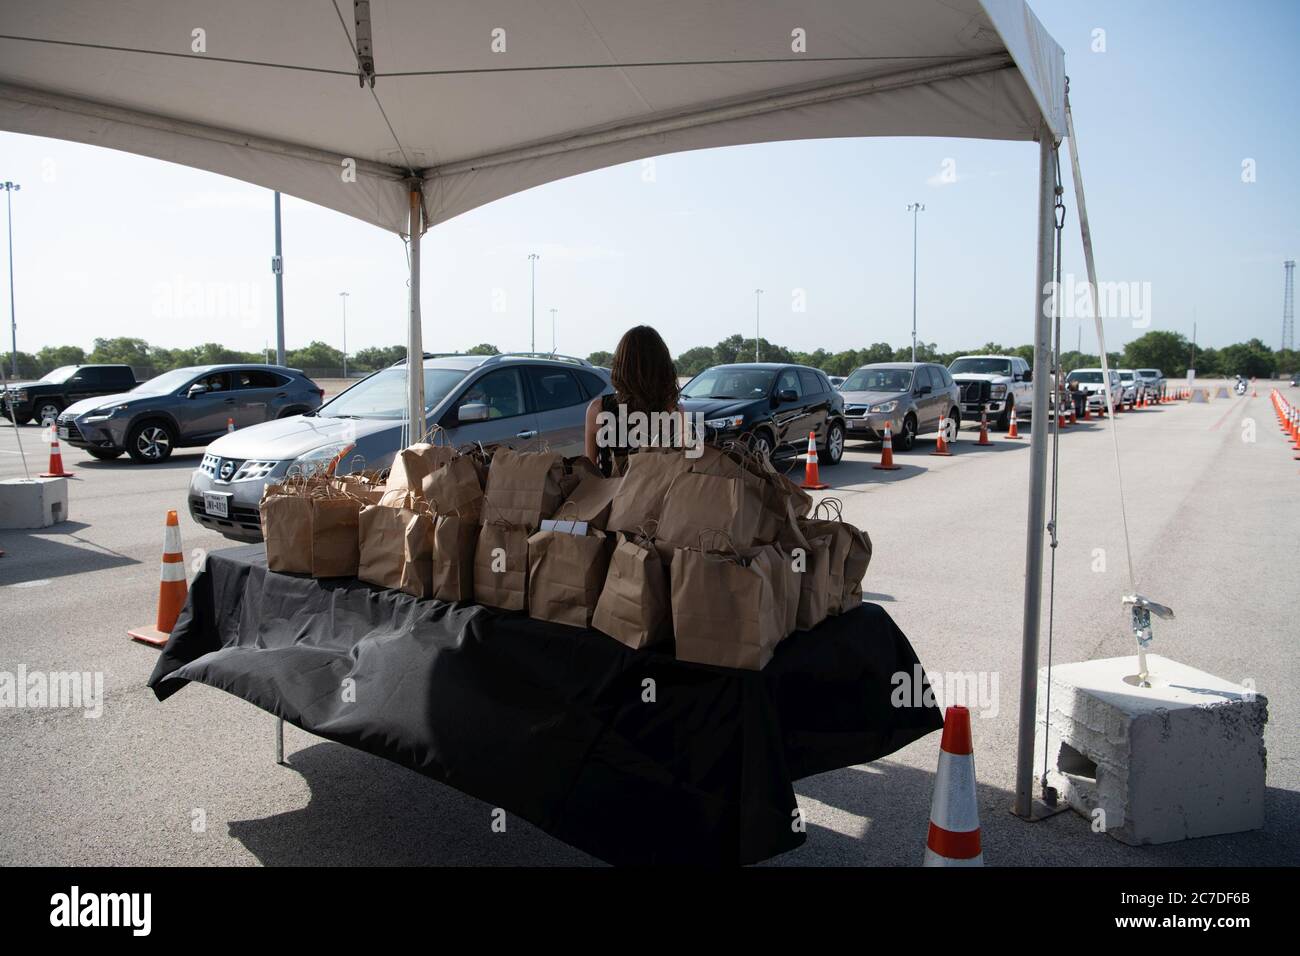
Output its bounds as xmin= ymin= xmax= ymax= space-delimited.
xmin=40 ymin=430 xmax=74 ymax=478
xmin=129 ymin=510 xmax=189 ymax=648
xmin=976 ymin=409 xmax=993 ymax=446
xmin=799 ymin=431 xmax=829 ymax=490
xmin=1006 ymin=406 xmax=1021 ymax=438
xmin=923 ymin=705 xmax=983 ymax=867
xmin=226 ymin=417 xmax=235 ymax=433
xmin=931 ymin=414 xmax=953 ymax=456
xmin=873 ymin=421 xmax=901 ymax=470
xmin=1068 ymin=401 xmax=1077 ymax=425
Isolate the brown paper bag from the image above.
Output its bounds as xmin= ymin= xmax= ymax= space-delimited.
xmin=606 ymin=449 xmax=693 ymax=533
xmin=794 ymin=532 xmax=834 ymax=630
xmin=592 ymin=530 xmax=671 ymax=649
xmin=556 ymin=475 xmax=620 ymax=530
xmin=655 ymin=469 xmax=764 ymax=557
xmin=423 ymin=453 xmax=485 ymax=516
xmin=670 ymin=533 xmax=783 ymax=671
xmin=430 ymin=510 xmax=477 ymax=601
xmin=800 ymin=497 xmax=871 ymax=614
xmin=482 ymin=449 xmax=565 ymax=530
xmin=311 ymin=494 xmax=363 ymax=578
xmin=473 ymin=518 xmax=530 ymax=610
xmin=261 ymin=492 xmax=314 ymax=574
xmin=357 ymin=500 xmax=434 ymax=598
xmin=526 ymin=528 xmax=610 ymax=628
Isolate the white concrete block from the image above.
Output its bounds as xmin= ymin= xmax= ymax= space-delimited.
xmin=0 ymin=477 xmax=70 ymax=529
xmin=1037 ymin=655 xmax=1267 ymax=845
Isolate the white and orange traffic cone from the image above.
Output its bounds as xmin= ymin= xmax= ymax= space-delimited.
xmin=975 ymin=409 xmax=993 ymax=446
xmin=799 ymin=430 xmax=829 ymax=490
xmin=226 ymin=417 xmax=235 ymax=433
xmin=40 ymin=431 xmax=74 ymax=478
xmin=873 ymin=421 xmax=901 ymax=470
xmin=931 ymin=414 xmax=953 ymax=457
xmin=923 ymin=705 xmax=983 ymax=867
xmin=129 ymin=510 xmax=189 ymax=648
xmin=1006 ymin=406 xmax=1021 ymax=439
xmin=1068 ymin=401 xmax=1077 ymax=425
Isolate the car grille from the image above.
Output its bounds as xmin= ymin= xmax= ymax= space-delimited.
xmin=203 ymin=455 xmax=279 ymax=483
xmin=189 ymin=496 xmax=262 ymax=530
xmin=844 ymin=405 xmax=868 ymax=417
xmin=57 ymin=418 xmax=84 ymax=441
xmin=959 ymin=381 xmax=991 ymax=403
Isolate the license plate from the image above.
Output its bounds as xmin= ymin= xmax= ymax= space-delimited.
xmin=203 ymin=492 xmax=230 ymax=518
xmin=848 ymin=419 xmax=868 ymax=430
xmin=58 ymin=426 xmax=70 ymax=439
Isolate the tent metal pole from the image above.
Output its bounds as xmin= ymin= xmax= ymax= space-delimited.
xmin=273 ymin=191 xmax=285 ymax=366
xmin=1013 ymin=129 xmax=1057 ymax=818
xmin=405 ymin=186 xmax=425 ymax=444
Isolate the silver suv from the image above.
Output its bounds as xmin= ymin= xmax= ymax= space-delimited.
xmin=188 ymin=353 xmax=611 ymax=542
xmin=839 ymin=362 xmax=961 ymax=451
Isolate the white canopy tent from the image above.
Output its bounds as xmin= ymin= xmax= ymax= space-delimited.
xmin=0 ymin=0 xmax=1072 ymax=818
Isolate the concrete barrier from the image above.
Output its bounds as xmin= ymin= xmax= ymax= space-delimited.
xmin=0 ymin=476 xmax=70 ymax=529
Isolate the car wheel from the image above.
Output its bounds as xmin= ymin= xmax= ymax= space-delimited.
xmin=3 ymin=408 xmax=32 ymax=425
xmin=996 ymin=399 xmax=1012 ymax=431
xmin=897 ymin=414 xmax=918 ymax=452
xmin=818 ymin=421 xmax=844 ymax=465
xmin=126 ymin=420 xmax=175 ymax=463
xmin=36 ymin=401 xmax=61 ymax=424
xmin=86 ymin=448 xmax=124 ymax=461
xmin=748 ymin=428 xmax=775 ymax=460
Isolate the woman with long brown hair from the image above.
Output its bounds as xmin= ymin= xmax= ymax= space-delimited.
xmin=585 ymin=325 xmax=683 ymax=476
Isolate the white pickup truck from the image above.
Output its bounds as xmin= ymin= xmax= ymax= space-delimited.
xmin=947 ymin=354 xmax=1034 ymax=431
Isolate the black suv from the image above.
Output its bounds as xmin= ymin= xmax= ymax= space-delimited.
xmin=2 ymin=364 xmax=137 ymax=425
xmin=679 ymin=363 xmax=846 ymax=464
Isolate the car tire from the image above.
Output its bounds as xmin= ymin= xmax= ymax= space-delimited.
xmin=897 ymin=414 xmax=918 ymax=452
xmin=3 ymin=408 xmax=32 ymax=425
xmin=86 ymin=448 xmax=124 ymax=461
xmin=35 ymin=401 xmax=61 ymax=425
xmin=748 ymin=428 xmax=775 ymax=461
xmin=949 ymin=407 xmax=962 ymax=434
xmin=818 ymin=421 xmax=844 ymax=465
xmin=996 ymin=399 xmax=1012 ymax=431
xmin=126 ymin=419 xmax=175 ymax=463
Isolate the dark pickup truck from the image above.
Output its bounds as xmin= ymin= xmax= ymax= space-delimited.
xmin=2 ymin=364 xmax=138 ymax=425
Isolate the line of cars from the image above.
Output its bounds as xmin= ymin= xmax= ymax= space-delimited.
xmin=4 ymin=352 xmax=1176 ymax=549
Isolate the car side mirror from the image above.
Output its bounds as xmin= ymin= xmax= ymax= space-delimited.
xmin=776 ymin=388 xmax=799 ymax=403
xmin=917 ymin=385 xmax=932 ymax=395
xmin=187 ymin=383 xmax=209 ymax=398
xmin=458 ymin=402 xmax=489 ymax=423
xmin=1022 ymin=370 xmax=1033 ymax=383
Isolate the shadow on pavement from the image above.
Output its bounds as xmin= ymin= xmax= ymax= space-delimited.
xmin=0 ymin=525 xmax=140 ymax=584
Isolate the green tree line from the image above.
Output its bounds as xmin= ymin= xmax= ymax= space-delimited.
xmin=3 ymin=332 xmax=1295 ymax=382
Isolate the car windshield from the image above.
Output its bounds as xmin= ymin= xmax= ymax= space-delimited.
xmin=842 ymin=367 xmax=913 ymax=392
xmin=39 ymin=365 xmax=79 ymax=384
xmin=1137 ymin=369 xmax=1159 ymax=377
xmin=132 ymin=367 xmax=209 ymax=394
xmin=1119 ymin=372 xmax=1134 ymax=381
xmin=319 ymin=366 xmax=468 ymax=419
xmin=681 ymin=367 xmax=776 ymax=399
xmin=1068 ymin=371 xmax=1103 ymax=384
xmin=949 ymin=358 xmax=1012 ymax=376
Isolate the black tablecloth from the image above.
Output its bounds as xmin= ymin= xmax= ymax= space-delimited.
xmin=148 ymin=546 xmax=942 ymax=865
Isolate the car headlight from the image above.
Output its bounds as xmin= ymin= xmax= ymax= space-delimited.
xmin=869 ymin=400 xmax=898 ymax=414
xmin=991 ymin=384 xmax=1007 ymax=398
xmin=13 ymin=389 xmax=27 ymax=402
xmin=84 ymin=404 xmax=127 ymax=422
xmin=704 ymin=415 xmax=746 ymax=430
xmin=290 ymin=441 xmax=355 ymax=477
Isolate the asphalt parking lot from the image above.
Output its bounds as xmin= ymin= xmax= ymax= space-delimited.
xmin=1 ymin=380 xmax=1297 ymax=866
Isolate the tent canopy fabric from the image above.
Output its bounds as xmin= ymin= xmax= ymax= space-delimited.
xmin=0 ymin=0 xmax=1064 ymax=235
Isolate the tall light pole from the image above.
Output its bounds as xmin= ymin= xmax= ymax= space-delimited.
xmin=338 ymin=291 xmax=349 ymax=378
xmin=754 ymin=289 xmax=763 ymax=362
xmin=528 ymin=253 xmax=540 ymax=353
xmin=3 ymin=181 xmax=19 ymax=376
xmin=907 ymin=202 xmax=925 ymax=362
xmin=549 ymin=307 xmax=557 ymax=352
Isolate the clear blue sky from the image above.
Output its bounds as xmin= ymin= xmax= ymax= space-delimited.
xmin=0 ymin=0 xmax=1296 ymax=361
